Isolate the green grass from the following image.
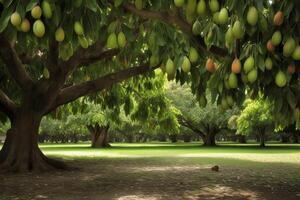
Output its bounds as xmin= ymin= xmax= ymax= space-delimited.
xmin=38 ymin=142 xmax=300 ymax=165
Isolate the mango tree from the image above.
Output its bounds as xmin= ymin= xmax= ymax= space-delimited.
xmin=167 ymin=82 xmax=237 ymax=146
xmin=0 ymin=0 xmax=299 ymax=172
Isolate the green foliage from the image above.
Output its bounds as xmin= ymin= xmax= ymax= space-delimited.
xmin=236 ymin=99 xmax=274 ymax=136
xmin=167 ymin=82 xmax=237 ymax=133
xmin=42 ymin=71 xmax=179 ymax=137
xmin=0 ymin=0 xmax=300 ymax=129
xmin=0 ymin=121 xmax=9 ymax=135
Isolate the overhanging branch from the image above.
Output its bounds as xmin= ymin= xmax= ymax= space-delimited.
xmin=63 ymin=40 xmax=119 ymax=73
xmin=123 ymin=3 xmax=228 ymax=57
xmin=77 ymin=48 xmax=120 ymax=68
xmin=178 ymin=115 xmax=205 ymax=138
xmin=48 ymin=63 xmax=158 ymax=113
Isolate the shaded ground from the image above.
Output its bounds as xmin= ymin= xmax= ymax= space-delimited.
xmin=1 ymin=143 xmax=300 ymax=200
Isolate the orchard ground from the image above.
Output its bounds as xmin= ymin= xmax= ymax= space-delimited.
xmin=1 ymin=143 xmax=300 ymax=200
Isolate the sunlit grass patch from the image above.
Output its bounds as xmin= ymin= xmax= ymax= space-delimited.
xmin=37 ymin=142 xmax=300 ymax=164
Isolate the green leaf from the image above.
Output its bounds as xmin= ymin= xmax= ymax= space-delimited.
xmin=25 ymin=0 xmax=38 ymax=12
xmin=84 ymin=0 xmax=99 ymax=12
xmin=274 ymin=96 xmax=283 ymax=113
xmin=16 ymin=3 xmax=25 ymax=19
xmin=287 ymin=89 xmax=296 ymax=109
xmin=257 ymin=55 xmax=265 ymax=72
xmin=0 ymin=5 xmax=13 ymax=33
xmin=3 ymin=0 xmax=13 ymax=8
xmin=114 ymin=0 xmax=123 ymax=7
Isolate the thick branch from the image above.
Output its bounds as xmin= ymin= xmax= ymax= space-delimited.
xmin=19 ymin=53 xmax=45 ymax=66
xmin=123 ymin=3 xmax=228 ymax=57
xmin=0 ymin=35 xmax=34 ymax=90
xmin=19 ymin=53 xmax=34 ymax=65
xmin=63 ymin=40 xmax=119 ymax=73
xmin=77 ymin=49 xmax=120 ymax=68
xmin=178 ymin=115 xmax=205 ymax=138
xmin=49 ymin=64 xmax=158 ymax=112
xmin=0 ymin=89 xmax=17 ymax=119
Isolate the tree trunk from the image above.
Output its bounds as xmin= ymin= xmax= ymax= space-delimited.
xmin=259 ymin=132 xmax=266 ymax=148
xmin=292 ymin=132 xmax=299 ymax=144
xmin=281 ymin=133 xmax=290 ymax=143
xmin=157 ymin=133 xmax=167 ymax=142
xmin=255 ymin=134 xmax=260 ymax=143
xmin=169 ymin=134 xmax=178 ymax=143
xmin=238 ymin=135 xmax=247 ymax=144
xmin=201 ymin=133 xmax=216 ymax=146
xmin=89 ymin=124 xmax=110 ymax=148
xmin=183 ymin=133 xmax=192 ymax=143
xmin=0 ymin=110 xmax=67 ymax=172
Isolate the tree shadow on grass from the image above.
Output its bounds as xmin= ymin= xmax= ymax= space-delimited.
xmin=0 ymin=156 xmax=300 ymax=200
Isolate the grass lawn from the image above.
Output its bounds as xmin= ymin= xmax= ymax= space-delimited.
xmin=1 ymin=142 xmax=300 ymax=200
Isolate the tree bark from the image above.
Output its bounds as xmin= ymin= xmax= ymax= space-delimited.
xmin=0 ymin=110 xmax=67 ymax=172
xmin=292 ymin=132 xmax=299 ymax=144
xmin=259 ymin=131 xmax=266 ymax=148
xmin=0 ymin=30 xmax=156 ymax=173
xmin=183 ymin=133 xmax=192 ymax=143
xmin=201 ymin=132 xmax=216 ymax=146
xmin=169 ymin=134 xmax=178 ymax=143
xmin=88 ymin=124 xmax=110 ymax=148
xmin=238 ymin=135 xmax=247 ymax=144
xmin=281 ymin=133 xmax=290 ymax=143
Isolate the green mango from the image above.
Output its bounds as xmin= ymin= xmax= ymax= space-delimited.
xmin=228 ymin=73 xmax=238 ymax=89
xmin=182 ymin=56 xmax=191 ymax=73
xmin=33 ymin=20 xmax=45 ymax=38
xmin=107 ymin=33 xmax=118 ymax=49
xmin=74 ymin=21 xmax=84 ymax=35
xmin=283 ymin=37 xmax=296 ymax=57
xmin=78 ymin=36 xmax=89 ymax=49
xmin=197 ymin=0 xmax=206 ymax=15
xmin=42 ymin=1 xmax=52 ymax=19
xmin=247 ymin=6 xmax=258 ymax=26
xmin=247 ymin=69 xmax=258 ymax=83
xmin=232 ymin=20 xmax=244 ymax=39
xmin=117 ymin=32 xmax=127 ymax=48
xmin=275 ymin=71 xmax=287 ymax=87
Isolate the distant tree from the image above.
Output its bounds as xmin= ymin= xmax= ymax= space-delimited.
xmin=167 ymin=83 xmax=237 ymax=146
xmin=40 ymin=110 xmax=90 ymax=143
xmin=236 ymin=99 xmax=274 ymax=147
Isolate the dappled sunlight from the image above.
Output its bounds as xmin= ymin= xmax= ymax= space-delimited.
xmin=129 ymin=165 xmax=211 ymax=172
xmin=116 ymin=195 xmax=159 ymax=200
xmin=178 ymin=153 xmax=300 ymax=164
xmin=104 ymin=184 xmax=262 ymax=200
xmin=45 ymin=150 xmax=140 ymax=158
xmin=185 ymin=184 xmax=261 ymax=200
xmin=44 ymin=146 xmax=300 ymax=165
